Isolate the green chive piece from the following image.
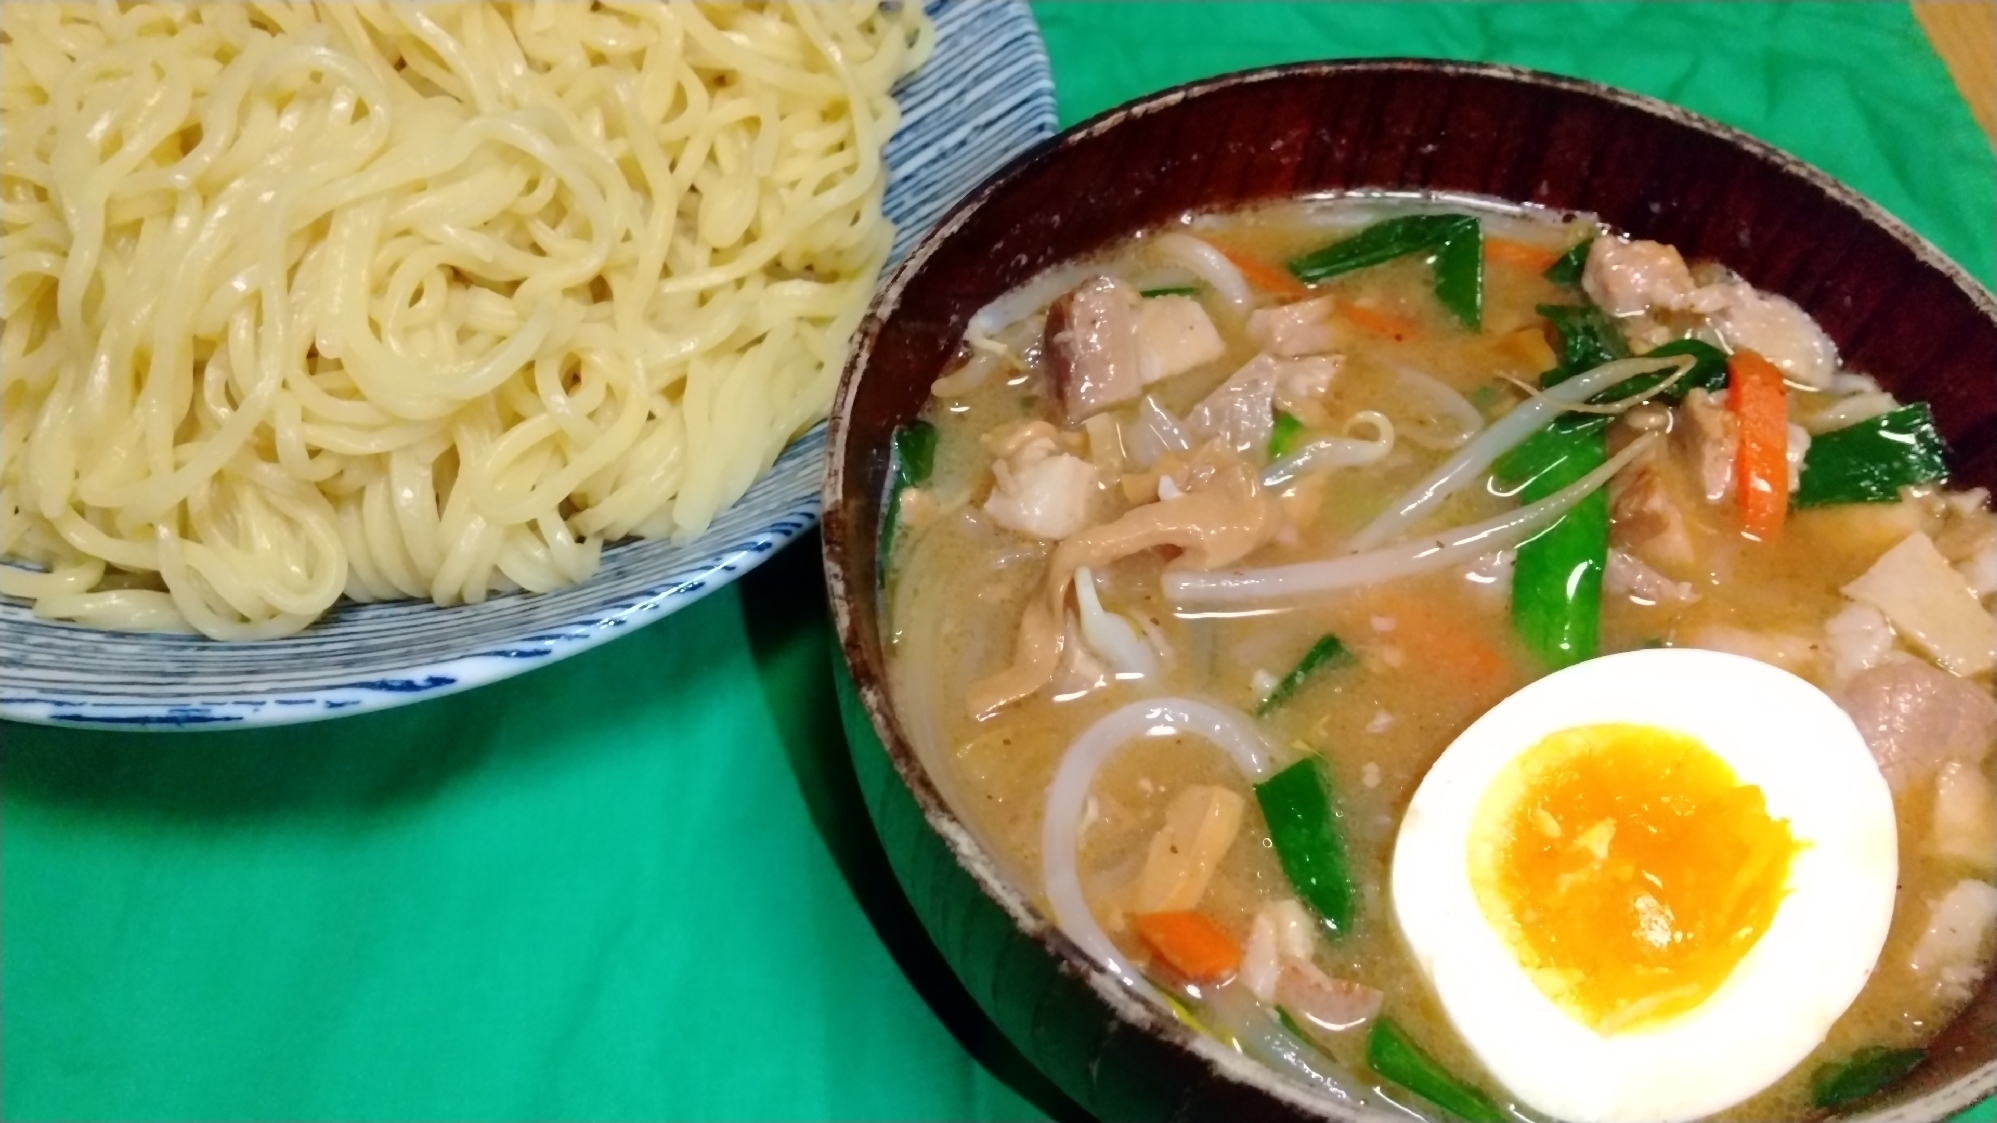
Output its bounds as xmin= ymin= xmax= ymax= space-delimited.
xmin=877 ymin=420 xmax=938 ymax=583
xmin=1793 ymin=403 xmax=1949 ymax=507
xmin=1536 ymin=302 xmax=1629 ymax=385
xmin=1285 ymin=214 xmax=1483 ymax=329
xmin=1811 ymin=1046 xmax=1926 ymax=1110
xmin=1257 ymin=634 xmax=1349 ymax=715
xmin=1367 ymin=1017 xmax=1507 ymax=1123
xmin=1430 ymin=218 xmax=1483 ymax=330
xmin=1268 ymin=410 xmax=1305 ymax=460
xmin=1543 ymin=236 xmax=1594 ymax=285
xmin=1255 ymin=756 xmax=1357 ymax=934
xmin=1506 ymin=426 xmax=1608 ymax=671
xmin=1634 ymin=338 xmax=1730 ymax=400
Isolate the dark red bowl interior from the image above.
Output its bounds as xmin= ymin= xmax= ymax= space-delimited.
xmin=825 ymin=59 xmax=1997 ymax=1121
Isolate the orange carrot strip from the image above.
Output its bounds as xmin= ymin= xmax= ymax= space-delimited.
xmin=1728 ymin=349 xmax=1790 ymax=539
xmin=1133 ymin=911 xmax=1242 ymax=982
xmin=1483 ymin=237 xmax=1561 ymax=273
xmin=1339 ymin=302 xmax=1421 ymax=342
xmin=1218 ymin=246 xmax=1310 ymax=298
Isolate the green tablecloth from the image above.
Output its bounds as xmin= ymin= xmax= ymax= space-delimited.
xmin=4 ymin=5 xmax=1992 ymax=1121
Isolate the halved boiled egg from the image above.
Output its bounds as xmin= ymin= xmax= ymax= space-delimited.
xmin=1392 ymin=648 xmax=1897 ymax=1123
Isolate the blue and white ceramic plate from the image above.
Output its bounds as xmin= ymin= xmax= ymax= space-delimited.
xmin=0 ymin=0 xmax=1057 ymax=729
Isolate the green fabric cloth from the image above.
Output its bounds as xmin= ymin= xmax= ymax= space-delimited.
xmin=4 ymin=5 xmax=1991 ymax=1121
xmin=1040 ymin=2 xmax=1996 ymax=289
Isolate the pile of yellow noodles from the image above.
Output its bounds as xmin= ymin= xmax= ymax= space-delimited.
xmin=0 ymin=2 xmax=931 ymax=637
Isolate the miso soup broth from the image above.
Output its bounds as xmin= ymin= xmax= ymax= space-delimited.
xmin=881 ymin=195 xmax=1996 ymax=1123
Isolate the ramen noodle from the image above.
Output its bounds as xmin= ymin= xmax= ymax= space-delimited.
xmin=0 ymin=1 xmax=931 ymax=638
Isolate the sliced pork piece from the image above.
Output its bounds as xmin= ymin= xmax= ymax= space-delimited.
xmin=1840 ymin=659 xmax=1996 ymax=793
xmin=1605 ymin=549 xmax=1698 ymax=606
xmin=1274 ymin=354 xmax=1341 ymax=413
xmin=1046 ymin=276 xmax=1145 ymax=422
xmin=1248 ymin=295 xmax=1339 ymax=357
xmin=982 ymin=421 xmax=1098 ymax=541
xmin=1186 ymin=354 xmax=1282 ymax=455
xmin=1823 ymin=601 xmax=1895 ymax=688
xmin=1584 ymin=240 xmax=1841 ymax=388
xmin=1583 ymin=239 xmax=1724 ymax=318
xmin=1181 ymin=353 xmax=1345 ymax=456
xmin=1705 ymin=283 xmax=1840 ymax=389
xmin=1610 ymin=458 xmax=1701 ymax=579
xmin=1239 ymin=909 xmax=1285 ymax=1003
xmin=1276 ymin=960 xmax=1383 ymax=1033
xmin=1930 ymin=761 xmax=1997 ymax=873
xmin=1125 ymin=395 xmax=1194 ymax=471
xmin=1606 ymin=418 xmax=1722 ymax=582
xmin=1134 ymin=295 xmax=1226 ymax=384
xmin=1240 ymin=899 xmax=1321 ymax=1003
xmin=985 ymin=456 xmax=1097 ymax=541
xmin=1677 ymin=389 xmax=1737 ymax=504
xmin=1907 ymin=878 xmax=1997 ymax=1008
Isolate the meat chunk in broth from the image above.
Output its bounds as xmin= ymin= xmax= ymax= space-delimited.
xmin=1907 ymin=879 xmax=1997 ymax=1008
xmin=1930 ymin=761 xmax=1997 ymax=873
xmin=1583 ymin=238 xmax=1718 ymax=317
xmin=1046 ymin=277 xmax=1226 ymax=423
xmin=1677 ymin=388 xmax=1737 ymax=505
xmin=1046 ymin=276 xmax=1146 ymax=422
xmin=1135 ymin=295 xmax=1227 ymax=382
xmin=982 ymin=421 xmax=1098 ymax=541
xmin=1248 ymin=294 xmax=1339 ymax=357
xmin=1840 ymin=659 xmax=1996 ymax=794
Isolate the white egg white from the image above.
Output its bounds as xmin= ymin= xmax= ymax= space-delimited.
xmin=1392 ymin=648 xmax=1898 ymax=1123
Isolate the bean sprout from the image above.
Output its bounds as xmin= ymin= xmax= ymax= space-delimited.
xmin=1344 ymin=356 xmax=1688 ymax=553
xmin=1153 ymin=232 xmax=1252 ymax=309
xmin=1170 ymin=433 xmax=1661 ymax=607
xmin=1262 ymin=412 xmax=1396 ymax=487
xmin=1390 ymin=366 xmax=1485 ymax=451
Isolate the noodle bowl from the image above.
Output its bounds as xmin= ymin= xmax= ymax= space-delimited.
xmin=0 ymin=1 xmax=931 ymax=639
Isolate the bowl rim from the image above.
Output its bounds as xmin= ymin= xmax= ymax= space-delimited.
xmin=823 ymin=56 xmax=1996 ymax=1123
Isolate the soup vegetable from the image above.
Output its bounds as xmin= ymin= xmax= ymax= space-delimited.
xmin=881 ymin=196 xmax=1995 ymax=1123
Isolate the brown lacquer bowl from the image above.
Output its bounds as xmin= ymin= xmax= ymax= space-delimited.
xmin=821 ymin=61 xmax=1997 ymax=1123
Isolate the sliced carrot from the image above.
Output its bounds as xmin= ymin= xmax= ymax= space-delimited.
xmin=1217 ymin=245 xmax=1311 ymax=298
xmin=1133 ymin=910 xmax=1241 ymax=982
xmin=1483 ymin=237 xmax=1561 ymax=274
xmin=1728 ymin=349 xmax=1790 ymax=539
xmin=1338 ymin=301 xmax=1421 ymax=342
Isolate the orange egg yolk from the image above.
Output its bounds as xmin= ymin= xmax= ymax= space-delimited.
xmin=1468 ymin=723 xmax=1799 ymax=1034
